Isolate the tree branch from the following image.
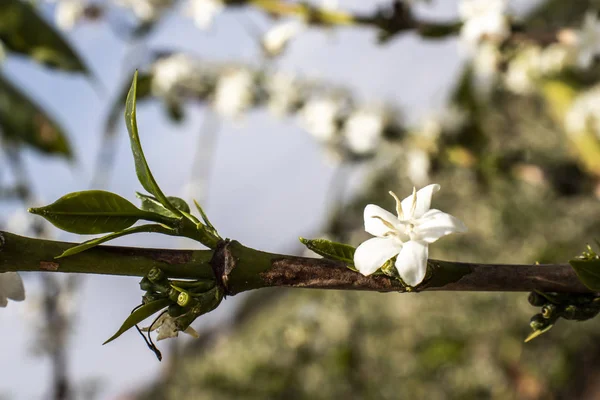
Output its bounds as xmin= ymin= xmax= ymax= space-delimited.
xmin=0 ymin=231 xmax=590 ymax=294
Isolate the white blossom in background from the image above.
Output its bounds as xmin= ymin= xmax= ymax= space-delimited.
xmin=262 ymin=20 xmax=305 ymax=57
xmin=213 ymin=68 xmax=255 ymax=118
xmin=142 ymin=313 xmax=199 ymax=341
xmin=151 ymin=53 xmax=201 ymax=97
xmin=54 ymin=0 xmax=86 ymax=30
xmin=406 ymin=149 xmax=431 ymax=186
xmin=0 ymin=272 xmax=25 ymax=308
xmin=539 ymin=43 xmax=575 ymax=76
xmin=419 ymin=105 xmax=468 ymax=139
xmin=565 ymin=85 xmax=600 ymax=138
xmin=503 ymin=46 xmax=541 ymax=95
xmin=299 ymin=97 xmax=342 ymax=143
xmin=472 ymin=41 xmax=501 ymax=97
xmin=353 ymin=184 xmax=467 ymax=287
xmin=114 ymin=0 xmax=175 ymax=22
xmin=185 ymin=0 xmax=224 ymax=29
xmin=266 ymin=72 xmax=300 ymax=116
xmin=572 ymin=11 xmax=600 ymax=69
xmin=458 ymin=0 xmax=509 ymax=50
xmin=343 ymin=108 xmax=386 ymax=155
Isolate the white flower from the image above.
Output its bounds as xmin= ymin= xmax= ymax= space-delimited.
xmin=142 ymin=312 xmax=199 ymax=341
xmin=185 ymin=0 xmax=224 ymax=30
xmin=266 ymin=72 xmax=300 ymax=116
xmin=262 ymin=20 xmax=305 ymax=57
xmin=299 ymin=97 xmax=341 ymax=142
xmin=343 ymin=108 xmax=386 ymax=155
xmin=459 ymin=0 xmax=509 ymax=49
xmin=472 ymin=41 xmax=501 ymax=97
xmin=406 ymin=149 xmax=431 ymax=186
xmin=353 ymin=184 xmax=467 ymax=287
xmin=115 ymin=0 xmax=175 ymax=22
xmin=419 ymin=105 xmax=468 ymax=139
xmin=55 ymin=0 xmax=86 ymax=30
xmin=151 ymin=53 xmax=200 ymax=96
xmin=213 ymin=68 xmax=255 ymax=118
xmin=565 ymin=84 xmax=600 ymax=138
xmin=0 ymin=272 xmax=25 ymax=308
xmin=573 ymin=11 xmax=600 ymax=69
xmin=539 ymin=44 xmax=574 ymax=76
xmin=503 ymin=46 xmax=542 ymax=95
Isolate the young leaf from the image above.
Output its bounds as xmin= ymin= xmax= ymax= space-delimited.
xmin=569 ymin=258 xmax=600 ymax=291
xmin=56 ymin=224 xmax=177 ymax=259
xmin=103 ymin=298 xmax=171 ymax=345
xmin=299 ymin=237 xmax=356 ymax=266
xmin=28 ymin=190 xmax=161 ymax=235
xmin=136 ymin=193 xmax=190 ymax=218
xmin=125 ymin=71 xmax=179 ymax=215
xmin=193 ymin=199 xmax=217 ymax=233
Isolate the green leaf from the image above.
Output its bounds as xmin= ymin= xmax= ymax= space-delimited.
xmin=103 ymin=298 xmax=171 ymax=345
xmin=0 ymin=0 xmax=89 ymax=73
xmin=28 ymin=190 xmax=161 ymax=234
xmin=0 ymin=72 xmax=72 ymax=158
xmin=569 ymin=258 xmax=600 ymax=291
xmin=136 ymin=192 xmax=190 ymax=218
xmin=56 ymin=224 xmax=176 ymax=259
xmin=125 ymin=71 xmax=180 ymax=216
xmin=299 ymin=237 xmax=356 ymax=266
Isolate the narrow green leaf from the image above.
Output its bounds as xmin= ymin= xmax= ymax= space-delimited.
xmin=28 ymin=190 xmax=157 ymax=234
xmin=125 ymin=71 xmax=179 ymax=215
xmin=103 ymin=299 xmax=171 ymax=345
xmin=524 ymin=324 xmax=554 ymax=343
xmin=0 ymin=72 xmax=72 ymax=158
xmin=193 ymin=199 xmax=217 ymax=233
xmin=569 ymin=258 xmax=600 ymax=291
xmin=0 ymin=0 xmax=89 ymax=73
xmin=56 ymin=224 xmax=176 ymax=259
xmin=299 ymin=237 xmax=356 ymax=266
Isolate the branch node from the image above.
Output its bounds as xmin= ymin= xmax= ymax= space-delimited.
xmin=210 ymin=239 xmax=236 ymax=296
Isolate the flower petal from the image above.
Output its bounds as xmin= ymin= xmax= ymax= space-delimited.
xmin=354 ymin=237 xmax=403 ymax=276
xmin=401 ymin=184 xmax=440 ymax=219
xmin=364 ymin=204 xmax=401 ymax=237
xmin=0 ymin=272 xmax=25 ymax=302
xmin=395 ymin=240 xmax=429 ymax=287
xmin=415 ymin=209 xmax=468 ymax=243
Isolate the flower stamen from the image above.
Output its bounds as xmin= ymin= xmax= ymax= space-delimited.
xmin=388 ymin=191 xmax=404 ymax=219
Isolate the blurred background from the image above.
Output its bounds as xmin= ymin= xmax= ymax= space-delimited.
xmin=1 ymin=0 xmax=600 ymax=399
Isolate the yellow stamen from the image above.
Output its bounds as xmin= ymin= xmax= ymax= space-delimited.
xmin=372 ymin=215 xmax=396 ymax=232
xmin=410 ymin=187 xmax=417 ymax=217
xmin=388 ymin=191 xmax=403 ymax=219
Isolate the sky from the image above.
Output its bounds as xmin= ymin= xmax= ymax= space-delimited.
xmin=0 ymin=1 xmax=465 ymax=399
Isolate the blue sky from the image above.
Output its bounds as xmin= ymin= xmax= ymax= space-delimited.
xmin=0 ymin=1 xmax=464 ymax=398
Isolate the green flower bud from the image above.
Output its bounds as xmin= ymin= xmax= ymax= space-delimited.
xmin=542 ymin=303 xmax=558 ymax=319
xmin=139 ymin=277 xmax=153 ymax=291
xmin=530 ymin=314 xmax=547 ymax=331
xmin=562 ymin=305 xmax=578 ymax=320
xmin=168 ymin=288 xmax=180 ymax=303
xmin=528 ymin=292 xmax=546 ymax=307
xmin=177 ymin=291 xmax=191 ymax=307
xmin=147 ymin=267 xmax=166 ymax=283
xmin=168 ymin=304 xmax=186 ymax=318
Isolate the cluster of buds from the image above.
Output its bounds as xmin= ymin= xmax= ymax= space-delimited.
xmin=526 ymin=290 xmax=600 ymax=342
xmin=139 ymin=267 xmax=223 ymax=343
